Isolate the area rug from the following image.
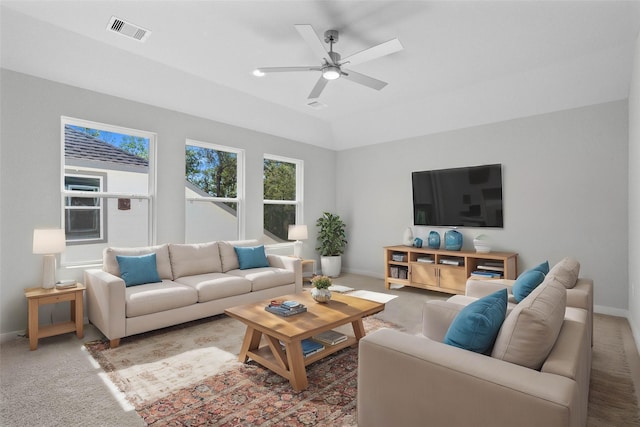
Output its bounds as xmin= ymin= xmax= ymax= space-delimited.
xmin=85 ymin=315 xmax=396 ymax=426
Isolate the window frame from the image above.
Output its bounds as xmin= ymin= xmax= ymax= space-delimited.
xmin=185 ymin=139 xmax=245 ymax=240
xmin=263 ymin=154 xmax=304 ymax=241
xmin=64 ymin=171 xmax=107 ymax=245
xmin=61 ymin=116 xmax=156 ymax=265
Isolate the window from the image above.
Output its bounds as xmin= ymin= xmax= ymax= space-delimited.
xmin=263 ymin=155 xmax=303 ymax=242
xmin=185 ymin=140 xmax=244 ymax=242
xmin=64 ymin=173 xmax=105 ymax=242
xmin=62 ymin=117 xmax=155 ymax=265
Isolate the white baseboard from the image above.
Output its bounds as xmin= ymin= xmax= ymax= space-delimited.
xmin=594 ymin=304 xmax=629 ymax=318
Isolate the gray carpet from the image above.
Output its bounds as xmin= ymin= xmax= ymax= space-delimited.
xmin=1 ymin=273 xmax=639 ymax=426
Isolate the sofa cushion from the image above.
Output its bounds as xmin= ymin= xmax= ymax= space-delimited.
xmin=125 ymin=281 xmax=198 ymax=317
xmin=169 ymin=242 xmax=222 ymax=279
xmin=444 ymin=289 xmax=507 ymax=354
xmin=116 ymin=253 xmax=161 ymax=287
xmin=234 ymin=245 xmax=270 ymax=270
xmin=491 ymin=278 xmax=567 ymax=370
xmin=218 ymin=240 xmax=261 ymax=272
xmin=228 ymin=267 xmax=295 ymax=292
xmin=547 ymin=257 xmax=580 ymax=289
xmin=104 ymin=244 xmax=173 ymax=280
xmin=512 ymin=269 xmax=546 ymax=302
xmin=175 ymin=273 xmax=252 ymax=302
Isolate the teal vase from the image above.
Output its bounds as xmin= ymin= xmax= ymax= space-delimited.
xmin=427 ymin=231 xmax=440 ymax=249
xmin=444 ymin=230 xmax=463 ymax=251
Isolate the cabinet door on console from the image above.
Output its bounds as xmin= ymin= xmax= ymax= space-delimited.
xmin=438 ymin=268 xmax=467 ymax=293
xmin=411 ymin=264 xmax=438 ymax=287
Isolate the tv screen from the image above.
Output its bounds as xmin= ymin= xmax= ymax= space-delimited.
xmin=412 ymin=164 xmax=503 ymax=228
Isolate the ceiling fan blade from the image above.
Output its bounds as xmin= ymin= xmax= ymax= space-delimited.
xmin=308 ymin=77 xmax=329 ymax=99
xmin=342 ymin=70 xmax=388 ymax=90
xmin=295 ymin=24 xmax=333 ymax=64
xmin=340 ymin=38 xmax=403 ymax=67
xmin=255 ymin=66 xmax=321 ymax=75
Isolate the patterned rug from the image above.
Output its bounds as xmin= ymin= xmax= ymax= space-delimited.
xmin=85 ymin=315 xmax=394 ymax=426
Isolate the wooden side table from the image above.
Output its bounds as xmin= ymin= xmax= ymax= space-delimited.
xmin=24 ymin=284 xmax=86 ymax=350
xmin=301 ymin=259 xmax=317 ymax=283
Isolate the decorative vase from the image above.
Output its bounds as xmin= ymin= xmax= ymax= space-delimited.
xmin=403 ymin=227 xmax=413 ymax=246
xmin=311 ymin=287 xmax=332 ymax=303
xmin=473 ymin=234 xmax=491 ymax=253
xmin=444 ymin=230 xmax=463 ymax=251
xmin=427 ymin=231 xmax=440 ymax=249
xmin=413 ymin=237 xmax=423 ymax=248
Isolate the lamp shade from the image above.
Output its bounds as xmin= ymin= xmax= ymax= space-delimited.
xmin=288 ymin=224 xmax=308 ymax=241
xmin=33 ymin=229 xmax=66 ymax=254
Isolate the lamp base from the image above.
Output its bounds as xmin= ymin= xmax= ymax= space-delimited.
xmin=293 ymin=241 xmax=303 ymax=258
xmin=42 ymin=254 xmax=56 ymax=289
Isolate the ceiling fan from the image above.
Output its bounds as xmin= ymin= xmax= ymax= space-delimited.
xmin=253 ymin=24 xmax=403 ymax=99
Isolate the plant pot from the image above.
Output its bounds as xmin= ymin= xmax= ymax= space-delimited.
xmin=320 ymin=255 xmax=342 ymax=278
xmin=311 ymin=287 xmax=332 ymax=303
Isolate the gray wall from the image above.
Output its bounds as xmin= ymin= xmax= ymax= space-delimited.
xmin=629 ymin=32 xmax=640 ymax=348
xmin=0 ymin=69 xmax=336 ymax=335
xmin=337 ymin=100 xmax=629 ymax=313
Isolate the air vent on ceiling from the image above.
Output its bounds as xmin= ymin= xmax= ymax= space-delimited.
xmin=107 ymin=16 xmax=151 ymax=42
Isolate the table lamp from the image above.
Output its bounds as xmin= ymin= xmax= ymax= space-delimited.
xmin=33 ymin=229 xmax=66 ymax=289
xmin=288 ymin=224 xmax=308 ymax=258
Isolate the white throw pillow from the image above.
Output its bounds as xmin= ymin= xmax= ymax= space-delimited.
xmin=547 ymin=257 xmax=580 ymax=289
xmin=491 ymin=278 xmax=567 ymax=370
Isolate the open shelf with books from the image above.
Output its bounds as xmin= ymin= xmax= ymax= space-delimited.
xmin=384 ymin=245 xmax=518 ymax=295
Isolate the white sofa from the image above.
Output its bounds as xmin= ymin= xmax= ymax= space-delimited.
xmin=358 ymin=263 xmax=592 ymax=427
xmin=85 ymin=239 xmax=302 ymax=347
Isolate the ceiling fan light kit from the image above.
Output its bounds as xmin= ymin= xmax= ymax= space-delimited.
xmin=254 ymin=24 xmax=403 ymax=99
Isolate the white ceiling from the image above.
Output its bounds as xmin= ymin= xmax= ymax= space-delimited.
xmin=2 ymin=1 xmax=639 ymax=150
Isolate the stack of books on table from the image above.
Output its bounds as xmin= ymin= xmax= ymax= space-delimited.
xmin=313 ymin=330 xmax=348 ymax=346
xmin=265 ymin=300 xmax=307 ymax=317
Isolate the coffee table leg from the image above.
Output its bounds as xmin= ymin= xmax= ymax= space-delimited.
xmin=284 ymin=340 xmax=308 ymax=391
xmin=352 ymin=318 xmax=366 ymax=341
xmin=239 ymin=327 xmax=262 ymax=363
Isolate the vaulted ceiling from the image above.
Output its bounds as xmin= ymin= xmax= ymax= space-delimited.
xmin=2 ymin=1 xmax=639 ymax=150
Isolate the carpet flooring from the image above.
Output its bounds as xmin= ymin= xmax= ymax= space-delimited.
xmin=85 ymin=315 xmax=394 ymax=426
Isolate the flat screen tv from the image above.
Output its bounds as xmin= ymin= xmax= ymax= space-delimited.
xmin=412 ymin=164 xmax=503 ymax=228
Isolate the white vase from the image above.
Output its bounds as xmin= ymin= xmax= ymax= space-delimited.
xmin=311 ymin=287 xmax=332 ymax=303
xmin=320 ymin=255 xmax=342 ymax=278
xmin=403 ymin=227 xmax=413 ymax=246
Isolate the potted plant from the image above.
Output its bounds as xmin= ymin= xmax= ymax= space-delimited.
xmin=315 ymin=212 xmax=347 ymax=277
xmin=310 ymin=275 xmax=332 ymax=303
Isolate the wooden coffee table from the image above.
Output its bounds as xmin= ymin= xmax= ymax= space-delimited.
xmin=224 ymin=291 xmax=385 ymax=391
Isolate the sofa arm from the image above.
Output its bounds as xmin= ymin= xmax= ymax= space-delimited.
xmin=267 ymin=254 xmax=302 ymax=292
xmin=84 ymin=269 xmax=126 ymax=343
xmin=421 ymin=300 xmax=465 ymax=341
xmin=358 ymin=329 xmax=579 ymax=427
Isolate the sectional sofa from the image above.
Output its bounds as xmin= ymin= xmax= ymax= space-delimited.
xmin=85 ymin=239 xmax=302 ymax=347
xmin=358 ymin=258 xmax=591 ymax=426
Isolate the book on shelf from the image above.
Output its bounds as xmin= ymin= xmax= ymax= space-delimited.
xmin=265 ymin=301 xmax=307 ymax=317
xmin=280 ymin=338 xmax=325 ymax=357
xmin=470 ymin=270 xmax=502 ymax=279
xmin=440 ymin=259 xmax=462 ymax=266
xmin=416 ymin=257 xmax=434 ymax=263
xmin=313 ymin=330 xmax=348 ymax=346
xmin=476 ymin=264 xmax=505 ymax=272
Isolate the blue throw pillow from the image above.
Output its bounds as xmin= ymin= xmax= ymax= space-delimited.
xmin=234 ymin=245 xmax=270 ymax=270
xmin=116 ymin=253 xmax=161 ymax=287
xmin=530 ymin=261 xmax=550 ymax=275
xmin=512 ymin=269 xmax=546 ymax=302
xmin=444 ymin=289 xmax=507 ymax=355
